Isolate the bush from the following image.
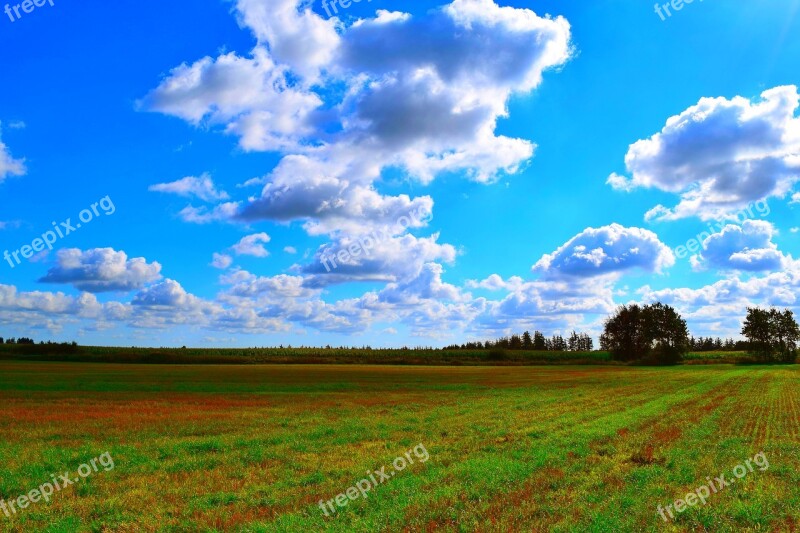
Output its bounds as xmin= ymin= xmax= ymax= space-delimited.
xmin=487 ymin=348 xmax=510 ymax=361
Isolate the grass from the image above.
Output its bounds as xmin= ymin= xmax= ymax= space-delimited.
xmin=0 ymin=362 xmax=797 ymax=531
xmin=0 ymin=344 xmax=616 ymax=365
xmin=0 ymin=344 xmax=758 ymax=366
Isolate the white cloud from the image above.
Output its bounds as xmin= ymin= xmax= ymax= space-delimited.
xmin=231 ymin=233 xmax=271 ymax=257
xmin=533 ymin=224 xmax=675 ymax=279
xmin=143 ymin=0 xmax=572 ymax=237
xmin=140 ymin=49 xmax=322 ymax=152
xmin=149 ymin=173 xmax=230 ymax=202
xmin=38 ymin=248 xmax=163 ymax=293
xmin=0 ymin=123 xmax=26 ymax=183
xmin=236 ymin=153 xmax=435 ymax=235
xmin=211 ymin=253 xmax=233 ymax=269
xmin=690 ymin=220 xmax=789 ymax=272
xmin=302 ymin=233 xmax=456 ymax=287
xmin=234 ymin=0 xmax=340 ymax=79
xmin=639 ymin=261 xmax=800 ymax=337
xmin=611 ymin=86 xmax=800 ymax=221
xmin=178 ymin=202 xmax=241 ymax=224
xmin=791 ymin=192 xmax=800 ymax=204
xmin=283 ymin=246 xmax=297 ymax=254
xmin=466 ymin=274 xmax=525 ymax=291
xmin=0 ymin=284 xmax=106 ymax=331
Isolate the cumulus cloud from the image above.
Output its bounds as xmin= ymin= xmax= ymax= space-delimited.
xmin=236 ymin=153 xmax=435 ymax=235
xmin=329 ymin=0 xmax=571 ymax=183
xmin=143 ymin=0 xmax=572 ymax=237
xmin=378 ymin=262 xmax=466 ymax=304
xmin=231 ymin=233 xmax=271 ymax=257
xmin=610 ymin=86 xmax=800 ymax=221
xmin=533 ymin=224 xmax=675 ymax=279
xmin=466 ymin=274 xmax=525 ymax=292
xmin=211 ymin=253 xmax=233 ymax=269
xmin=178 ymin=202 xmax=241 ymax=224
xmin=140 ymin=49 xmax=322 ymax=152
xmin=132 ymin=279 xmax=200 ymax=308
xmin=690 ymin=220 xmax=789 ymax=272
xmin=639 ymin=261 xmax=800 ymax=337
xmin=38 ymin=248 xmax=163 ymax=293
xmin=234 ymin=0 xmax=340 ymax=79
xmin=149 ymin=173 xmax=230 ymax=202
xmin=792 ymin=192 xmax=800 ymax=205
xmin=218 ymin=270 xmax=370 ymax=333
xmin=303 ymin=232 xmax=456 ymax=287
xmin=0 ymin=123 xmax=26 ymax=183
xmin=219 ymin=270 xmax=315 ymax=300
xmin=0 ymin=285 xmax=106 ymax=330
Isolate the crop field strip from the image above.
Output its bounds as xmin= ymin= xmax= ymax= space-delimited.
xmin=0 ymin=363 xmax=796 ymax=532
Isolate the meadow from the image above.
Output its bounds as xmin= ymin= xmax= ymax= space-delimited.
xmin=0 ymin=361 xmax=797 ymax=532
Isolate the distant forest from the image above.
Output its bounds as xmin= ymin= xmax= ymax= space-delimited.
xmin=444 ymin=331 xmax=748 ymax=352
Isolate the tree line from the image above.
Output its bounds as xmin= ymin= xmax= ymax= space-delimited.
xmin=446 ymin=303 xmax=799 ymax=366
xmin=445 ymin=330 xmax=594 ymax=352
xmin=601 ymin=303 xmax=799 ymax=365
xmin=0 ymin=337 xmax=36 ymax=345
xmin=2 ymin=304 xmax=797 ymax=366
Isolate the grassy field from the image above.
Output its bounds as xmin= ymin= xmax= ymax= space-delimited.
xmin=0 ymin=343 xmax=758 ymax=366
xmin=0 ymin=362 xmax=797 ymax=532
xmin=0 ymin=344 xmax=614 ymax=365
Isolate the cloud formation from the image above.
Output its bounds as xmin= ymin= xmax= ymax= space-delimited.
xmin=690 ymin=220 xmax=790 ymax=272
xmin=610 ymin=86 xmax=800 ymax=221
xmin=39 ymin=248 xmax=163 ymax=293
xmin=149 ymin=174 xmax=230 ymax=202
xmin=142 ymin=0 xmax=572 ymax=237
xmin=0 ymin=123 xmax=26 ymax=183
xmin=231 ymin=233 xmax=271 ymax=257
xmin=534 ymin=224 xmax=675 ymax=279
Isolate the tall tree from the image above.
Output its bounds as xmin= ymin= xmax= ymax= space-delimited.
xmin=522 ymin=331 xmax=533 ymax=349
xmin=742 ymin=307 xmax=775 ymax=362
xmin=602 ymin=303 xmax=689 ymax=364
xmin=533 ymin=331 xmax=547 ymax=351
xmin=775 ymin=309 xmax=800 ymax=363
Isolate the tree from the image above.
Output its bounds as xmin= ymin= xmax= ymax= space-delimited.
xmin=743 ymin=308 xmax=800 ymax=363
xmin=742 ymin=308 xmax=777 ymax=362
xmin=601 ymin=304 xmax=647 ymax=362
xmin=773 ymin=309 xmax=800 ymax=363
xmin=533 ymin=331 xmax=546 ymax=351
xmin=602 ymin=303 xmax=689 ymax=365
xmin=568 ymin=331 xmax=579 ymax=352
xmin=641 ymin=302 xmax=690 ymax=365
xmin=549 ymin=335 xmax=566 ymax=351
xmin=522 ymin=331 xmax=533 ymax=349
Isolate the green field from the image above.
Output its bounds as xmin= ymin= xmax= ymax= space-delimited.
xmin=0 ymin=362 xmax=797 ymax=532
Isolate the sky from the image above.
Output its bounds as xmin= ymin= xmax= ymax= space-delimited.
xmin=0 ymin=0 xmax=799 ymax=348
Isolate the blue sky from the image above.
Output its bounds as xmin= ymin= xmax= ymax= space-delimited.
xmin=1 ymin=0 xmax=799 ymax=347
